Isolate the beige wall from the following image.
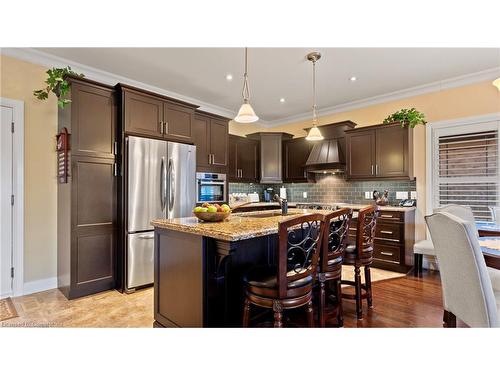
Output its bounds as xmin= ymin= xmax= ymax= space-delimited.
xmin=0 ymin=54 xmax=58 ymax=284
xmin=230 ymin=81 xmax=500 ymax=241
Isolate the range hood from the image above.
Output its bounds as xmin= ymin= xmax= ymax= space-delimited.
xmin=303 ymin=121 xmax=356 ymax=174
xmin=305 ymin=139 xmax=345 ymax=174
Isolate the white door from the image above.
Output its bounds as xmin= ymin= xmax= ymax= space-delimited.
xmin=0 ymin=105 xmax=13 ymax=297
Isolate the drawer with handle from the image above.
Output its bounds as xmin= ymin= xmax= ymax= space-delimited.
xmin=373 ymin=243 xmax=401 ymax=263
xmin=375 ymin=223 xmax=402 ymax=242
xmin=377 ymin=211 xmax=404 ymax=222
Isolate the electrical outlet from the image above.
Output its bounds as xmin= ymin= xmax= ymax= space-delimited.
xmin=410 ymin=191 xmax=417 ymax=200
xmin=302 ymin=191 xmax=308 ymax=199
xmin=396 ymin=191 xmax=409 ymax=200
xmin=365 ymin=191 xmax=371 ymax=199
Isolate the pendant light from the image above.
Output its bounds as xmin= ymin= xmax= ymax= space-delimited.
xmin=493 ymin=78 xmax=500 ymax=91
xmin=234 ymin=48 xmax=259 ymax=123
xmin=305 ymin=52 xmax=324 ymax=141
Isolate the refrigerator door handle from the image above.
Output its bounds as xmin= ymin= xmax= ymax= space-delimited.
xmin=168 ymin=158 xmax=174 ymax=215
xmin=160 ymin=157 xmax=166 ymax=212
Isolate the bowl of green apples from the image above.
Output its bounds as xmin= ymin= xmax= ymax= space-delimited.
xmin=193 ymin=203 xmax=231 ymax=222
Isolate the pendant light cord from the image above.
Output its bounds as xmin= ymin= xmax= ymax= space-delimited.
xmin=242 ymin=47 xmax=250 ymax=103
xmin=312 ymin=58 xmax=318 ymax=126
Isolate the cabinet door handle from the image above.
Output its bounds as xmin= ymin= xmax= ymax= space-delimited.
xmin=376 ymin=164 xmax=379 ymax=175
xmin=380 ymin=230 xmax=393 ymax=234
xmin=159 ymin=121 xmax=163 ymax=133
xmin=380 ymin=214 xmax=394 ymax=218
xmin=113 ymin=162 xmax=118 ymax=177
xmin=380 ymin=251 xmax=393 ymax=256
xmin=212 ymin=154 xmax=215 ymax=164
xmin=208 ymin=154 xmax=212 ymax=164
xmin=165 ymin=121 xmax=169 ymax=134
xmin=371 ymin=165 xmax=374 ymax=175
xmin=113 ymin=141 xmax=119 ymax=155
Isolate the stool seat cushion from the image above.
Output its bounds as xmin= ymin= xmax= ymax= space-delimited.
xmin=345 ymin=244 xmax=373 ymax=253
xmin=414 ymin=239 xmax=435 ymax=255
xmin=243 ymin=266 xmax=312 ymax=290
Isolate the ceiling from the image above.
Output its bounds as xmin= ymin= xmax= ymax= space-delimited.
xmin=36 ymin=48 xmax=500 ymax=125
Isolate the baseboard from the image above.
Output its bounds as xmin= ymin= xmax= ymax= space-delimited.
xmin=23 ymin=277 xmax=57 ymax=296
xmin=1 ymin=292 xmax=13 ymax=299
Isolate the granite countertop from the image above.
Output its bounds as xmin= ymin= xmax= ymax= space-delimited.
xmin=151 ymin=209 xmax=332 ymax=242
xmin=239 ymin=201 xmax=416 ymax=212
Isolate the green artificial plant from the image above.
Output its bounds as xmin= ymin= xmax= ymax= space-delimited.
xmin=383 ymin=108 xmax=427 ymax=128
xmin=33 ymin=66 xmax=84 ymax=108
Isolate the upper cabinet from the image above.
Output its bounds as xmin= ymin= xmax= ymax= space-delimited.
xmin=193 ymin=111 xmax=229 ymax=173
xmin=283 ymin=137 xmax=313 ymax=183
xmin=228 ymin=135 xmax=259 ymax=183
xmin=121 ymin=86 xmax=196 ymax=143
xmin=246 ymin=132 xmax=293 ymax=184
xmin=346 ymin=122 xmax=414 ymax=180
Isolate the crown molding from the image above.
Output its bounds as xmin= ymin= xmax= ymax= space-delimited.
xmin=261 ymin=66 xmax=500 ymax=128
xmin=2 ymin=48 xmax=497 ymax=128
xmin=1 ymin=47 xmax=238 ymax=119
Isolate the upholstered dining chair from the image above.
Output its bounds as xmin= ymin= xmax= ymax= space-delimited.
xmin=414 ymin=204 xmax=477 ymax=276
xmin=425 ymin=212 xmax=500 ymax=328
xmin=242 ymin=213 xmax=326 ymax=328
xmin=317 ymin=208 xmax=352 ymax=327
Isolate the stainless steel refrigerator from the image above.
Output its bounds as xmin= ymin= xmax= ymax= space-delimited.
xmin=126 ymin=136 xmax=196 ymax=290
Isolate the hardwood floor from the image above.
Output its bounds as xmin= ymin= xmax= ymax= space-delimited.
xmin=1 ymin=270 xmax=458 ymax=328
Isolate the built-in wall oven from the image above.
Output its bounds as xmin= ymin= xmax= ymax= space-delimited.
xmin=196 ymin=172 xmax=226 ymax=203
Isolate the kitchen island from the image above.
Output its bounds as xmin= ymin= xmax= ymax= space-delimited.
xmin=151 ymin=209 xmax=331 ymax=327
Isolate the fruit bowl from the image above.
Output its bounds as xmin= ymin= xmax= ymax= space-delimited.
xmin=193 ymin=210 xmax=231 ymax=222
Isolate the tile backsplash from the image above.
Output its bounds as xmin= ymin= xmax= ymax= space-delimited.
xmin=229 ymin=174 xmax=417 ymax=206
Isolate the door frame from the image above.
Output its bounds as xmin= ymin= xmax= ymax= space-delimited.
xmin=0 ymin=97 xmax=24 ymax=297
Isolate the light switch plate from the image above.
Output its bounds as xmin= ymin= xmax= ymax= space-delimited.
xmin=302 ymin=192 xmax=308 ymax=199
xmin=396 ymin=191 xmax=409 ymax=200
xmin=365 ymin=191 xmax=371 ymax=199
xmin=410 ymin=191 xmax=417 ymax=200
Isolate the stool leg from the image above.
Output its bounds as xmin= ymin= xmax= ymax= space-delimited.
xmin=306 ymin=300 xmax=314 ymax=328
xmin=354 ymin=265 xmax=363 ymax=320
xmin=414 ymin=254 xmax=419 ymax=276
xmin=242 ymin=298 xmax=251 ymax=327
xmin=365 ymin=265 xmax=373 ymax=308
xmin=273 ymin=300 xmax=283 ymax=328
xmin=335 ymin=279 xmax=344 ymax=327
xmin=319 ymin=279 xmax=326 ymax=328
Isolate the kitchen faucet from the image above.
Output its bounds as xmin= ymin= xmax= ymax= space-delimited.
xmin=274 ymin=194 xmax=288 ymax=215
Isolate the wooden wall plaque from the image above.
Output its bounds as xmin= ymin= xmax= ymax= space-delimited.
xmin=56 ymin=127 xmax=70 ymax=183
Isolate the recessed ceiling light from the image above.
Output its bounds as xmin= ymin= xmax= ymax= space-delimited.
xmin=279 ymin=98 xmax=286 ymax=103
xmin=226 ymin=74 xmax=233 ymax=81
xmin=349 ymin=76 xmax=357 ymax=82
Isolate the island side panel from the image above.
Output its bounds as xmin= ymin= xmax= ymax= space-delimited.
xmin=154 ymin=228 xmax=204 ymax=327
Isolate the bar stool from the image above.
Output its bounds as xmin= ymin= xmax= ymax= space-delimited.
xmin=242 ymin=213 xmax=326 ymax=328
xmin=341 ymin=206 xmax=379 ymax=320
xmin=317 ymin=208 xmax=352 ymax=327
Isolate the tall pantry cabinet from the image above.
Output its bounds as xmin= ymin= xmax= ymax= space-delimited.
xmin=57 ymin=76 xmax=118 ymax=299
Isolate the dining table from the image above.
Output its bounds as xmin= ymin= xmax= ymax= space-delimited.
xmin=477 ymin=221 xmax=500 ymax=269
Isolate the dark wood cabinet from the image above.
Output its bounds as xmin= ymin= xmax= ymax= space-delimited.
xmin=228 ymin=135 xmax=259 ymax=182
xmin=283 ymin=137 xmax=313 ymax=182
xmin=121 ymin=85 xmax=196 ymax=143
xmin=58 ymin=77 xmax=117 ymax=299
xmin=346 ymin=130 xmax=376 ymax=178
xmin=246 ymin=132 xmax=293 ymax=184
xmin=348 ymin=209 xmax=415 ymax=272
xmin=346 ymin=122 xmax=413 ymax=180
xmin=123 ymin=90 xmax=163 ymax=138
xmin=193 ymin=111 xmax=229 ymax=173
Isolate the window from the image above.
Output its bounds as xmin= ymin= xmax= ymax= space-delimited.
xmin=429 ymin=116 xmax=500 ymax=222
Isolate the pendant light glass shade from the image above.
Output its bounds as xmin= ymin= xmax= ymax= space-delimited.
xmin=234 ymin=48 xmax=259 ymax=123
xmin=306 ymin=52 xmax=323 ymax=141
xmin=306 ymin=125 xmax=324 ymax=141
xmin=493 ymin=78 xmax=500 ymax=91
xmin=235 ymin=100 xmax=259 ymax=123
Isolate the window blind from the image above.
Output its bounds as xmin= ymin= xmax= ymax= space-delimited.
xmin=437 ymin=130 xmax=499 ymax=221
